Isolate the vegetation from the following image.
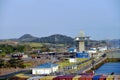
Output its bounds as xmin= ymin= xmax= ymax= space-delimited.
xmin=0 ymin=44 xmax=31 ymax=57
xmin=0 ymin=58 xmax=31 ymax=68
xmin=0 ymin=59 xmax=5 ymax=68
xmin=18 ymin=34 xmax=37 ymax=42
xmin=0 ymin=44 xmax=26 ymax=55
xmin=28 ymin=42 xmax=43 ymax=48
xmin=17 ymin=34 xmax=75 ymax=45
xmin=8 ymin=58 xmax=24 ymax=68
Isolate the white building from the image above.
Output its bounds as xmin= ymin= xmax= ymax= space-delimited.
xmin=87 ymin=48 xmax=97 ymax=53
xmin=87 ymin=48 xmax=97 ymax=57
xmin=69 ymin=58 xmax=77 ymax=63
xmin=32 ymin=62 xmax=58 ymax=75
xmin=98 ymin=46 xmax=107 ymax=52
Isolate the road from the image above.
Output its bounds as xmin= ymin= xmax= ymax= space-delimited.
xmin=0 ymin=69 xmax=29 ymax=79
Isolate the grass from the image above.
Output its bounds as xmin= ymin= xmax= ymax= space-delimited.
xmin=28 ymin=42 xmax=43 ymax=47
xmin=57 ymin=58 xmax=88 ymax=69
xmin=77 ymin=58 xmax=87 ymax=62
xmin=15 ymin=73 xmax=30 ymax=78
xmin=56 ymin=58 xmax=93 ymax=74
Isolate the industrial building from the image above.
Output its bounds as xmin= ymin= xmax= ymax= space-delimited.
xmin=32 ymin=62 xmax=58 ymax=75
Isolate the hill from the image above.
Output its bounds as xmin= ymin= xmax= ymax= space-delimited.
xmin=33 ymin=34 xmax=75 ymax=45
xmin=18 ymin=34 xmax=38 ymax=42
xmin=17 ymin=34 xmax=75 ymax=45
xmin=0 ymin=34 xmax=119 ymax=48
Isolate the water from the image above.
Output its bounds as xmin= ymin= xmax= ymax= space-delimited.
xmin=95 ymin=50 xmax=120 ymax=75
xmin=95 ymin=62 xmax=120 ymax=75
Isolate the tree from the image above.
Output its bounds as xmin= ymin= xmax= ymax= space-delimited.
xmin=8 ymin=58 xmax=24 ymax=68
xmin=41 ymin=45 xmax=50 ymax=52
xmin=0 ymin=59 xmax=5 ymax=68
xmin=24 ymin=44 xmax=31 ymax=52
xmin=0 ymin=52 xmax=6 ymax=57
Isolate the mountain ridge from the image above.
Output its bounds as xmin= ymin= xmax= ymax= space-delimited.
xmin=18 ymin=34 xmax=75 ymax=45
xmin=0 ymin=34 xmax=120 ymax=47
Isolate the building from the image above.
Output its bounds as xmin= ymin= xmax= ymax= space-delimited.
xmin=32 ymin=62 xmax=59 ymax=75
xmin=69 ymin=58 xmax=77 ymax=63
xmin=98 ymin=46 xmax=107 ymax=52
xmin=76 ymin=52 xmax=89 ymax=58
xmin=68 ymin=47 xmax=77 ymax=52
xmin=87 ymin=48 xmax=97 ymax=54
xmin=75 ymin=31 xmax=89 ymax=52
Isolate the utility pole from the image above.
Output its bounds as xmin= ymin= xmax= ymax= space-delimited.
xmin=51 ymin=54 xmax=53 ymax=75
xmin=91 ymin=53 xmax=95 ymax=74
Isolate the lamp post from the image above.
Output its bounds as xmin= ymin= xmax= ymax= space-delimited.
xmin=91 ymin=53 xmax=95 ymax=74
xmin=51 ymin=54 xmax=53 ymax=75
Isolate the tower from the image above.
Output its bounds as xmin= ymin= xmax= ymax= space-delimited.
xmin=75 ymin=31 xmax=90 ymax=52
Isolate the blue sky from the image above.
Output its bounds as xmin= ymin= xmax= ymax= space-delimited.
xmin=0 ymin=0 xmax=120 ymax=40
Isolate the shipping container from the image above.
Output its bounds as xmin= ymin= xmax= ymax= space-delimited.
xmin=85 ymin=75 xmax=93 ymax=80
xmin=79 ymin=75 xmax=87 ymax=80
xmin=40 ymin=76 xmax=56 ymax=80
xmin=72 ymin=75 xmax=81 ymax=80
xmin=9 ymin=77 xmax=28 ymax=80
xmin=93 ymin=75 xmax=101 ymax=80
xmin=99 ymin=75 xmax=107 ymax=80
xmin=53 ymin=75 xmax=74 ymax=80
xmin=106 ymin=75 xmax=114 ymax=80
xmin=114 ymin=75 xmax=120 ymax=80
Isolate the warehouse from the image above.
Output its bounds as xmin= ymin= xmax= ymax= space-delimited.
xmin=32 ymin=62 xmax=59 ymax=75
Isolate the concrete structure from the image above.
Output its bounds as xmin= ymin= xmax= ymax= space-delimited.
xmin=75 ymin=31 xmax=89 ymax=52
xmin=32 ymin=62 xmax=58 ymax=75
xmin=69 ymin=58 xmax=77 ymax=63
xmin=87 ymin=48 xmax=97 ymax=54
xmin=98 ymin=46 xmax=107 ymax=52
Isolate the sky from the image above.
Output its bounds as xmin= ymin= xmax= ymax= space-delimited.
xmin=0 ymin=0 xmax=120 ymax=40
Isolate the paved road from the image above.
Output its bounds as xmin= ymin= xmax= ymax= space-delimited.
xmin=0 ymin=70 xmax=29 ymax=79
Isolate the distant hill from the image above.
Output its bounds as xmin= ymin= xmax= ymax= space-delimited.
xmin=18 ymin=34 xmax=38 ymax=42
xmin=33 ymin=34 xmax=75 ymax=45
xmin=0 ymin=34 xmax=120 ymax=48
xmin=18 ymin=34 xmax=75 ymax=45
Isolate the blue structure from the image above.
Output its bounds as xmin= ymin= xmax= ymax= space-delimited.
xmin=68 ymin=47 xmax=76 ymax=52
xmin=36 ymin=62 xmax=58 ymax=68
xmin=93 ymin=75 xmax=101 ymax=80
xmin=76 ymin=51 xmax=89 ymax=58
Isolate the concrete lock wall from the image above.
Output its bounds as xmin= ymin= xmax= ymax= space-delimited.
xmin=79 ymin=41 xmax=85 ymax=52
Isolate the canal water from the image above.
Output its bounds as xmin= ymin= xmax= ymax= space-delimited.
xmin=95 ymin=50 xmax=120 ymax=75
xmin=95 ymin=62 xmax=120 ymax=75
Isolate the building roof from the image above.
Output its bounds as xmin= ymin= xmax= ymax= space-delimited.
xmin=77 ymin=51 xmax=89 ymax=54
xmin=35 ymin=62 xmax=58 ymax=68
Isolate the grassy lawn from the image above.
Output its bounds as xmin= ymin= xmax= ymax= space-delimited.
xmin=28 ymin=42 xmax=43 ymax=47
xmin=57 ymin=58 xmax=88 ymax=69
